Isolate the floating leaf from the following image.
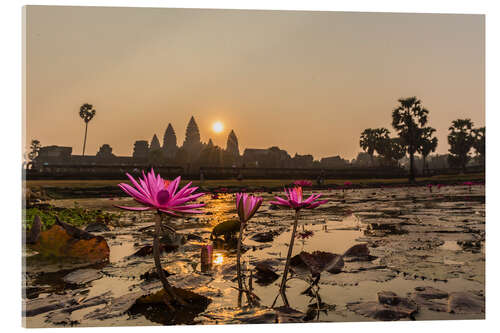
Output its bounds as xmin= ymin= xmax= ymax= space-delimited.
xmin=30 ymin=217 xmax=109 ymax=263
xmin=291 ymin=251 xmax=344 ymax=277
xmin=211 ymin=219 xmax=240 ymax=239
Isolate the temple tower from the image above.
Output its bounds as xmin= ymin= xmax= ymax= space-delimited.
xmin=226 ymin=129 xmax=240 ymax=156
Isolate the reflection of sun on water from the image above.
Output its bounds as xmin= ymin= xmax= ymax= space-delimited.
xmin=206 ymin=196 xmax=235 ymax=227
xmin=213 ymin=252 xmax=225 ymax=265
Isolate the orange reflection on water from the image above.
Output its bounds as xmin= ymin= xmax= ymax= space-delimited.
xmin=204 ymin=194 xmax=235 ymax=227
xmin=213 ymin=252 xmax=225 ymax=265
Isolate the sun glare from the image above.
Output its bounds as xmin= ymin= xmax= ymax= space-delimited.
xmin=213 ymin=252 xmax=224 ymax=265
xmin=212 ymin=121 xmax=224 ymax=133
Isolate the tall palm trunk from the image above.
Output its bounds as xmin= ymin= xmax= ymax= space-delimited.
xmin=409 ymin=151 xmax=415 ymax=183
xmin=82 ymin=122 xmax=88 ymax=156
xmin=422 ymin=155 xmax=426 ymax=176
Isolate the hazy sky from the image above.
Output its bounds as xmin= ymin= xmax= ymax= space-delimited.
xmin=25 ymin=6 xmax=484 ymax=160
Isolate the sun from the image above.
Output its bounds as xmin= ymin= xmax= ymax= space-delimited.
xmin=212 ymin=121 xmax=224 ymax=133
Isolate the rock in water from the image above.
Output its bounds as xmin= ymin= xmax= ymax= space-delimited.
xmin=63 ymin=268 xmax=103 ymax=285
xmin=29 ymin=217 xmax=110 ymax=263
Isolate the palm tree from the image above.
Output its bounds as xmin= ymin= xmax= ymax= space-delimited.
xmin=27 ymin=139 xmax=41 ymax=169
xmin=448 ymin=119 xmax=475 ymax=173
xmin=378 ymin=137 xmax=405 ymax=167
xmin=472 ymin=126 xmax=485 ymax=166
xmin=28 ymin=139 xmax=41 ymax=161
xmin=392 ymin=97 xmax=430 ymax=182
xmin=360 ymin=128 xmax=390 ymax=166
xmin=360 ymin=129 xmax=377 ymax=165
xmin=418 ymin=127 xmax=438 ymax=174
xmin=79 ymin=103 xmax=96 ymax=156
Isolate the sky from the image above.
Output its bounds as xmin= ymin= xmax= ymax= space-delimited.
xmin=25 ymin=6 xmax=484 ymax=160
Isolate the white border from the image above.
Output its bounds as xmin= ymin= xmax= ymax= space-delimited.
xmin=2 ymin=1 xmax=499 ymax=332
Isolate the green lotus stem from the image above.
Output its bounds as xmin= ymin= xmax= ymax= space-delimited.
xmin=279 ymin=209 xmax=300 ymax=307
xmin=236 ymin=221 xmax=245 ymax=307
xmin=235 ymin=193 xmax=263 ymax=307
xmin=153 ymin=212 xmax=187 ymax=307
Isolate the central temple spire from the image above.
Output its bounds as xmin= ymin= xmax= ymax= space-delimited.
xmin=182 ymin=116 xmax=203 ymax=160
xmin=226 ymin=129 xmax=240 ymax=156
xmin=162 ymin=123 xmax=178 ymax=159
xmin=183 ymin=116 xmax=201 ymax=147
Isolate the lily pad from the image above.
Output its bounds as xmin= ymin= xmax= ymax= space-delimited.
xmin=129 ymin=288 xmax=211 ymax=325
xmin=63 ymin=268 xmax=103 ymax=285
xmin=30 ymin=217 xmax=109 ymax=263
xmin=291 ymin=251 xmax=344 ymax=277
xmin=347 ymin=291 xmax=417 ymax=321
xmin=211 ymin=219 xmax=241 ymax=240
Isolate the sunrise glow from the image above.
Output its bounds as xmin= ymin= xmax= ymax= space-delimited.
xmin=212 ymin=121 xmax=224 ymax=133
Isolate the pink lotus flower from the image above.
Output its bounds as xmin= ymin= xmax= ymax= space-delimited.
xmin=115 ymin=169 xmax=205 ymax=216
xmin=236 ymin=193 xmax=263 ymax=223
xmin=273 ymin=186 xmax=327 ymax=307
xmin=463 ymin=181 xmax=474 ymax=186
xmin=115 ymin=169 xmax=205 ymax=306
xmin=293 ymin=180 xmax=313 ymax=187
xmin=270 ymin=187 xmax=327 ymax=211
xmin=344 ymin=181 xmax=352 ymax=187
xmin=235 ymin=193 xmax=263 ymax=305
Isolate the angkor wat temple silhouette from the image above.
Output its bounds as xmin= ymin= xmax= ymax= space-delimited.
xmin=33 ymin=116 xmax=351 ymax=171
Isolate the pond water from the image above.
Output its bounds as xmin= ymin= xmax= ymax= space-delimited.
xmin=23 ymin=184 xmax=485 ymax=327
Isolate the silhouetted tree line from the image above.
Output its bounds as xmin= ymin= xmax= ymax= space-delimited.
xmin=360 ymin=96 xmax=485 ymax=182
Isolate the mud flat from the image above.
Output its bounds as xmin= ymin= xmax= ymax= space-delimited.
xmin=23 ymin=184 xmax=485 ymax=327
